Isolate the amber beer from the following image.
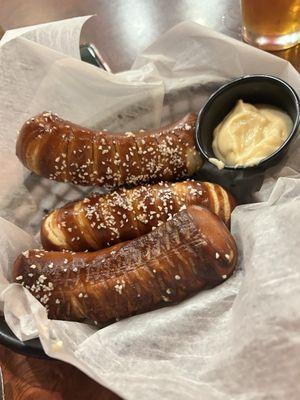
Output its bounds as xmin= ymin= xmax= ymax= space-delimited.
xmin=241 ymin=0 xmax=300 ymax=50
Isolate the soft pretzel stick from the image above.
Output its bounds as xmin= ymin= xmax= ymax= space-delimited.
xmin=14 ymin=206 xmax=237 ymax=326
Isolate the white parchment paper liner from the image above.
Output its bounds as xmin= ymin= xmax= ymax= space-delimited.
xmin=0 ymin=17 xmax=299 ymax=400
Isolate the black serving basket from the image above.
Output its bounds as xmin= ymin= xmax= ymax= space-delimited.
xmin=0 ymin=318 xmax=48 ymax=358
xmin=1 ymin=70 xmax=299 ymax=357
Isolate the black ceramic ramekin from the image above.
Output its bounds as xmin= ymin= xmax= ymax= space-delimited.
xmin=194 ymin=75 xmax=300 ymax=201
xmin=195 ymin=75 xmax=300 ymax=171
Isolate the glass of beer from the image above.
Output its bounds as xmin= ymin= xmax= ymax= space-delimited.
xmin=241 ymin=0 xmax=300 ymax=50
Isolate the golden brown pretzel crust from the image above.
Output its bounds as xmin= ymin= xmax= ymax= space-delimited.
xmin=14 ymin=206 xmax=237 ymax=326
xmin=41 ymin=180 xmax=236 ymax=251
xmin=16 ymin=112 xmax=203 ymax=187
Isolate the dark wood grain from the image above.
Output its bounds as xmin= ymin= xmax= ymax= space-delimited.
xmin=0 ymin=344 xmax=120 ymax=400
xmin=1 ymin=0 xmax=299 ymax=73
xmin=0 ymin=1 xmax=299 ymax=399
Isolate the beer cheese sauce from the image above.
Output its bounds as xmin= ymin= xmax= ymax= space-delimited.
xmin=211 ymin=100 xmax=293 ymax=168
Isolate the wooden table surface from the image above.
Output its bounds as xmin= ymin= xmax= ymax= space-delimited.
xmin=2 ymin=0 xmax=300 ymax=73
xmin=0 ymin=345 xmax=120 ymax=400
xmin=0 ymin=0 xmax=299 ymax=399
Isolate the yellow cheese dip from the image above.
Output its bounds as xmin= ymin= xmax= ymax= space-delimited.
xmin=212 ymin=100 xmax=293 ymax=168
